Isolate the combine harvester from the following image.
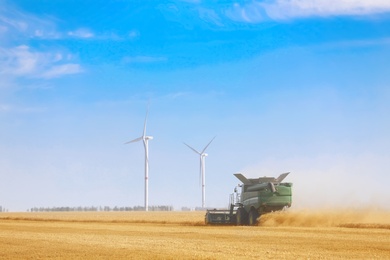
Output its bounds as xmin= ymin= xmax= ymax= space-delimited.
xmin=205 ymin=172 xmax=292 ymax=225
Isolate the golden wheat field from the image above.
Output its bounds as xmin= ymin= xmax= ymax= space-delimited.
xmin=1 ymin=209 xmax=390 ymax=259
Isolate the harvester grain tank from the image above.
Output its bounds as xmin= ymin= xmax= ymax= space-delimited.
xmin=205 ymin=172 xmax=292 ymax=225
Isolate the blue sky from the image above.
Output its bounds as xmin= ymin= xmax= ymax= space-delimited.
xmin=1 ymin=0 xmax=390 ymax=211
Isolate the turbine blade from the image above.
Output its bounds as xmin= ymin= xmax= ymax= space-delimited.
xmin=143 ymin=108 xmax=149 ymax=137
xmin=124 ymin=136 xmax=143 ymax=144
xmin=183 ymin=142 xmax=201 ymax=154
xmin=201 ymin=136 xmax=216 ymax=153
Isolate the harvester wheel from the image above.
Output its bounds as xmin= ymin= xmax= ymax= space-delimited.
xmin=248 ymin=209 xmax=258 ymax=226
xmin=236 ymin=208 xmax=248 ymax=226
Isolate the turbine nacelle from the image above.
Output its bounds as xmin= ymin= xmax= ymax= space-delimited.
xmin=144 ymin=136 xmax=153 ymax=140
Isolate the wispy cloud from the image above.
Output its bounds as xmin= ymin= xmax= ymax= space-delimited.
xmin=0 ymin=3 xmax=60 ymax=40
xmin=226 ymin=0 xmax=390 ymax=23
xmin=0 ymin=4 xmax=99 ymax=41
xmin=0 ymin=45 xmax=83 ymax=79
xmin=67 ymin=28 xmax=94 ymax=39
xmin=0 ymin=4 xmax=84 ymax=80
xmin=40 ymin=63 xmax=83 ymax=79
xmin=197 ymin=7 xmax=224 ymax=27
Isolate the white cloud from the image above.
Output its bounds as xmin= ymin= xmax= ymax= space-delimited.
xmin=0 ymin=45 xmax=37 ymax=75
xmin=0 ymin=45 xmax=83 ymax=79
xmin=226 ymin=0 xmax=390 ymax=23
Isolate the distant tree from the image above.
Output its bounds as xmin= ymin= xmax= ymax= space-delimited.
xmin=27 ymin=204 xmax=174 ymax=212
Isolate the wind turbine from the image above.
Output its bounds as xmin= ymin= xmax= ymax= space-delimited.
xmin=184 ymin=136 xmax=216 ymax=209
xmin=125 ymin=109 xmax=153 ymax=211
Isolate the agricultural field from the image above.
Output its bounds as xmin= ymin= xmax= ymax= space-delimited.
xmin=0 ymin=209 xmax=389 ymax=259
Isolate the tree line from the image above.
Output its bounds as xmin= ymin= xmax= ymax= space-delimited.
xmin=29 ymin=205 xmax=174 ymax=212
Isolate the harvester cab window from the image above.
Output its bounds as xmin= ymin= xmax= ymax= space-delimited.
xmin=234 ymin=185 xmax=242 ymax=203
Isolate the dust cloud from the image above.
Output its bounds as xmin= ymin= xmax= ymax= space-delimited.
xmin=259 ymin=208 xmax=390 ymax=229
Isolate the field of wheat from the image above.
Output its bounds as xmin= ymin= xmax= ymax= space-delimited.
xmin=1 ymin=209 xmax=389 ymax=259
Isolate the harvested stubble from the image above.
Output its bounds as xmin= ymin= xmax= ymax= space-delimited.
xmin=0 ymin=210 xmax=389 ymax=259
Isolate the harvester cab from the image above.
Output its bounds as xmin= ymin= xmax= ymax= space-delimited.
xmin=205 ymin=172 xmax=292 ymax=226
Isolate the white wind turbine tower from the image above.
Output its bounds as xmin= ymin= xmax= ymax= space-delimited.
xmin=125 ymin=109 xmax=153 ymax=211
xmin=184 ymin=136 xmax=216 ymax=209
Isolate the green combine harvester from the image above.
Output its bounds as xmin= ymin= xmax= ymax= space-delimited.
xmin=205 ymin=172 xmax=292 ymax=225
